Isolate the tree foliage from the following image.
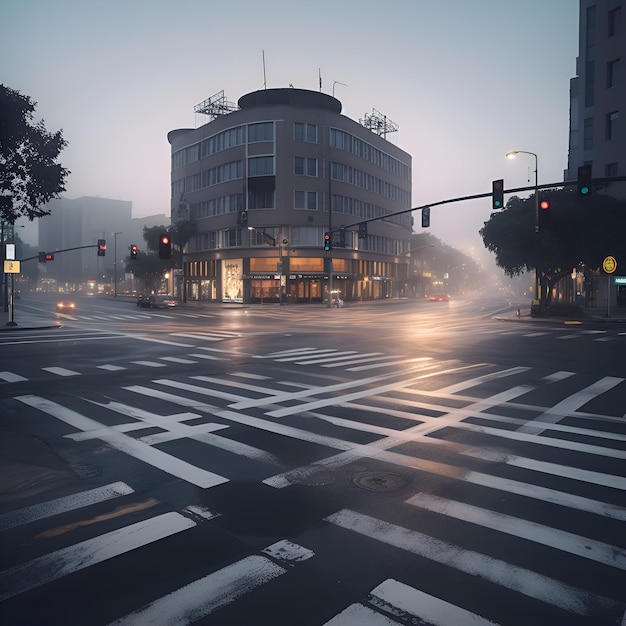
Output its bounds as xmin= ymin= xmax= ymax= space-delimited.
xmin=0 ymin=85 xmax=70 ymax=224
xmin=480 ymin=187 xmax=626 ymax=305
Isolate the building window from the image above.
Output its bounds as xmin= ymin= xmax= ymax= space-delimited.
xmin=224 ymin=229 xmax=242 ymax=247
xmin=248 ymin=122 xmax=274 ymax=143
xmin=607 ymin=59 xmax=620 ymax=88
xmin=248 ymin=156 xmax=274 ymax=176
xmin=294 ymin=122 xmax=318 ymax=143
xmin=249 ymin=190 xmax=275 ymax=210
xmin=605 ymin=162 xmax=618 ymax=177
xmin=608 ymin=7 xmax=621 ymax=37
xmin=607 ymin=111 xmax=619 ymax=140
xmin=294 ymin=191 xmax=318 ymax=210
xmin=583 ymin=117 xmax=594 ymax=150
xmin=294 ymin=157 xmax=318 ymax=176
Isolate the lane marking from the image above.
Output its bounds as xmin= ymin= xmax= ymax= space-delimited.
xmin=0 ymin=371 xmax=28 ymax=382
xmin=406 ymin=492 xmax=626 ymax=570
xmin=0 ymin=482 xmax=134 ymax=531
xmin=324 ymin=509 xmax=617 ymax=616
xmin=0 ymin=512 xmax=195 ymax=601
xmin=15 ymin=395 xmax=229 ymax=489
xmin=42 ymin=367 xmax=80 ymax=377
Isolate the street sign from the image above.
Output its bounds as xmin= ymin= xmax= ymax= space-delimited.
xmin=4 ymin=260 xmax=21 ymax=273
xmin=5 ymin=243 xmax=16 ymax=260
xmin=602 ymin=256 xmax=617 ymax=274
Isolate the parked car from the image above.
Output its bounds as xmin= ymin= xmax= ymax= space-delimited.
xmin=138 ymin=295 xmax=177 ymax=309
xmin=428 ymin=293 xmax=450 ymax=302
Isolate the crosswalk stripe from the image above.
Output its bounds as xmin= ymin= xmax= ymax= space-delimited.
xmin=0 ymin=482 xmax=134 ymax=531
xmin=160 ymin=356 xmax=198 ymax=364
xmin=15 ymin=395 xmax=229 ymax=489
xmin=466 ymin=449 xmax=626 ymax=490
xmin=109 ymin=540 xmax=313 ymax=625
xmin=370 ymin=578 xmax=498 ymax=626
xmin=324 ymin=509 xmax=617 ymax=616
xmin=324 ymin=603 xmax=399 ymax=625
xmin=97 ymin=364 xmax=127 ymax=371
xmin=0 ymin=512 xmax=196 ymax=601
xmin=42 ymin=366 xmax=80 ymax=376
xmin=406 ymin=492 xmax=626 ymax=570
xmin=109 ymin=554 xmax=285 ymax=625
xmin=0 ymin=371 xmax=27 ymax=382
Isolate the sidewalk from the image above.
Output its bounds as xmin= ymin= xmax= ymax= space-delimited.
xmin=0 ymin=309 xmax=63 ymax=331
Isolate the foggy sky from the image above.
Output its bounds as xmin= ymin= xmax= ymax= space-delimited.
xmin=1 ymin=0 xmax=579 ymax=262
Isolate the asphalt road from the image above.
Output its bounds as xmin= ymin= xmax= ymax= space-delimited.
xmin=0 ymin=293 xmax=625 ymax=625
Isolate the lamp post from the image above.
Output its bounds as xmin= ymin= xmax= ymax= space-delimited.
xmin=113 ymin=231 xmax=122 ymax=297
xmin=506 ymin=150 xmax=540 ymax=306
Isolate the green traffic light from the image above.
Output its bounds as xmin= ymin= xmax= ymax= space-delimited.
xmin=580 ymin=186 xmax=589 ymax=195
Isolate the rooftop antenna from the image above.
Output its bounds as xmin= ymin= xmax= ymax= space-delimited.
xmin=332 ymin=81 xmax=347 ymax=98
xmin=262 ymin=50 xmax=267 ymax=89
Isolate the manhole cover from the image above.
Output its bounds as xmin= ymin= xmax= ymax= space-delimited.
xmin=351 ymin=471 xmax=407 ymax=492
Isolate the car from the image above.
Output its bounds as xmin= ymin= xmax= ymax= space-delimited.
xmin=138 ymin=295 xmax=177 ymax=309
xmin=56 ymin=300 xmax=76 ymax=311
xmin=428 ymin=293 xmax=450 ymax=302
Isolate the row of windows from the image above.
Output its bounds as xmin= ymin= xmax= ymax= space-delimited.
xmin=173 ymin=120 xmax=314 ymax=170
xmin=330 ymin=128 xmax=411 ymax=180
xmin=173 ymin=160 xmax=244 ymax=198
xmin=331 ymin=162 xmax=411 ymax=205
xmin=331 ymin=194 xmax=412 ymax=228
xmin=192 ymin=193 xmax=244 ymax=219
xmin=188 ymin=226 xmax=407 ymax=254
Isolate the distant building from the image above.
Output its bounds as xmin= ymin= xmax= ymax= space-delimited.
xmin=565 ymin=0 xmax=625 ymax=184
xmin=168 ymin=88 xmax=413 ymax=303
xmin=37 ymin=196 xmax=168 ymax=289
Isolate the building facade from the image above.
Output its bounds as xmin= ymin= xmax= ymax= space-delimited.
xmin=565 ymin=0 xmax=624 ymax=182
xmin=168 ymin=88 xmax=413 ymax=304
xmin=564 ymin=1 xmax=625 ymax=309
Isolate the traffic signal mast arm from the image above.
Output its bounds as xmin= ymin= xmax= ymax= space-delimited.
xmin=333 ymin=175 xmax=626 ymax=233
xmin=19 ymin=243 xmax=106 ymax=262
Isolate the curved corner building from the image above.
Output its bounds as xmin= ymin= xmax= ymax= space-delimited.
xmin=168 ymin=87 xmax=413 ymax=304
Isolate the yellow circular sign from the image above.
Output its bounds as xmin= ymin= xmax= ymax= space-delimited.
xmin=603 ymin=256 xmax=617 ymax=274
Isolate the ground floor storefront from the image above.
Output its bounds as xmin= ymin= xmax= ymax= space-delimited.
xmin=182 ymin=254 xmax=402 ymax=304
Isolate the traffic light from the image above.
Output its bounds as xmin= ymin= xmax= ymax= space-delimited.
xmin=38 ymin=251 xmax=47 ymax=263
xmin=97 ymin=239 xmax=106 ymax=256
xmin=492 ymin=179 xmax=504 ymax=209
xmin=323 ymin=232 xmax=331 ymax=252
xmin=130 ymin=244 xmax=138 ymax=259
xmin=421 ymin=207 xmax=430 ymax=228
xmin=577 ymin=164 xmax=592 ymax=197
xmin=45 ymin=252 xmax=54 ymax=261
xmin=538 ymin=198 xmax=551 ymax=230
xmin=358 ymin=222 xmax=368 ymax=239
xmin=159 ymin=233 xmax=172 ymax=259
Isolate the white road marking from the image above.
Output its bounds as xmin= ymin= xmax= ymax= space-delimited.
xmin=97 ymin=364 xmax=127 ymax=371
xmin=406 ymin=492 xmax=626 ymax=570
xmin=130 ymin=360 xmax=168 ymax=368
xmin=0 ymin=512 xmax=196 ymax=601
xmin=324 ymin=604 xmax=399 ymax=625
xmin=0 ymin=371 xmax=27 ymax=382
xmin=369 ymin=578 xmax=499 ymax=626
xmin=0 ymin=482 xmax=134 ymax=531
xmin=42 ymin=367 xmax=80 ymax=377
xmin=15 ymin=395 xmax=229 ymax=489
xmin=108 ymin=555 xmax=285 ymax=625
xmin=325 ymin=509 xmax=617 ymax=616
xmin=159 ymin=357 xmax=198 ymax=364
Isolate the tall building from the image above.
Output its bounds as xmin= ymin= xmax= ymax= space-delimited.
xmin=37 ymin=196 xmax=169 ymax=291
xmin=565 ymin=1 xmax=624 ymax=184
xmin=168 ymin=88 xmax=413 ymax=304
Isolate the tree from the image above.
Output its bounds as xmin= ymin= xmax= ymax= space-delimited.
xmin=0 ymin=85 xmax=70 ymax=224
xmin=480 ymin=187 xmax=626 ymax=308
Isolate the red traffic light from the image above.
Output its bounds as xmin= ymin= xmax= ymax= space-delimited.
xmin=160 ymin=235 xmax=170 ymax=245
xmin=540 ymin=200 xmax=550 ymax=210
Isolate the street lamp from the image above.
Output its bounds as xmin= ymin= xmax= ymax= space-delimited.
xmin=506 ymin=150 xmax=540 ymax=307
xmin=113 ymin=232 xmax=122 ymax=297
